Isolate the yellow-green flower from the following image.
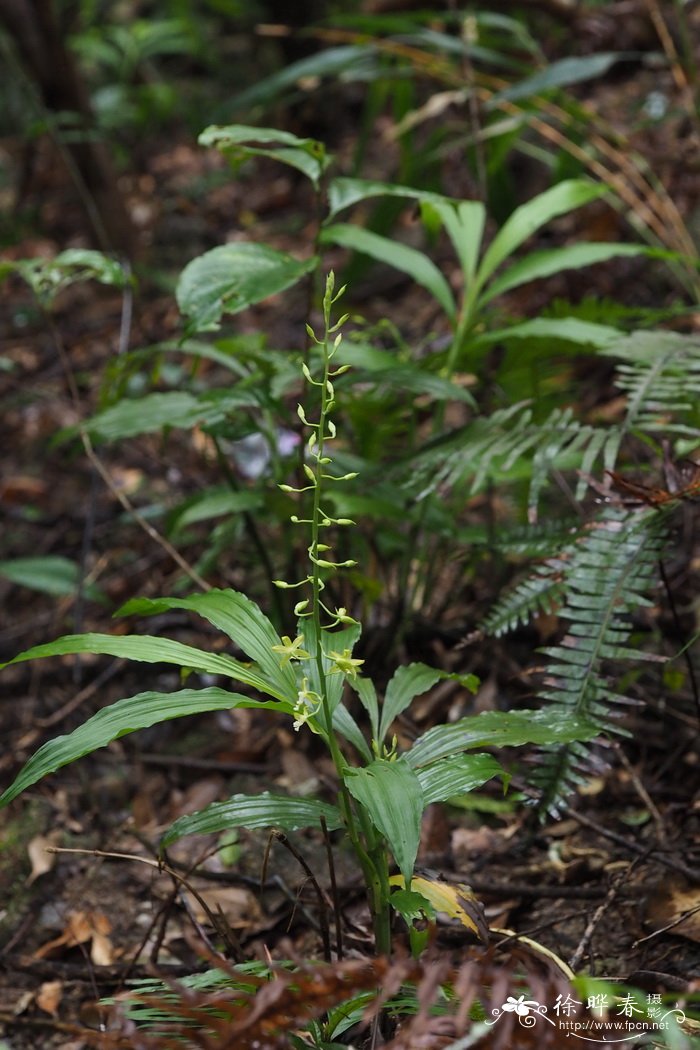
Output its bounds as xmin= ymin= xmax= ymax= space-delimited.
xmin=327 ymin=648 xmax=364 ymax=680
xmin=292 ymin=677 xmax=322 ymax=732
xmin=271 ymin=634 xmax=311 ymax=665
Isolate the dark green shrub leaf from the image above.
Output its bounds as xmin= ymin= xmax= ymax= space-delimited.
xmin=177 ymin=244 xmax=317 ymax=332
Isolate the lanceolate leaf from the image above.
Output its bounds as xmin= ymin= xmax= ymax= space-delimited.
xmin=326 ymin=176 xmax=452 ymax=221
xmin=0 ymin=634 xmax=286 ymax=700
xmin=407 ymin=709 xmax=598 ymax=768
xmin=477 ymin=180 xmax=607 ymax=289
xmin=0 ymin=689 xmax=282 ymax=806
xmin=161 ymin=793 xmax=343 ymax=847
xmin=379 ymin=663 xmax=478 ymax=744
xmin=321 ymin=224 xmax=456 ymax=322
xmin=117 ymin=590 xmax=297 ymax=701
xmin=481 ymin=243 xmax=647 ymax=305
xmin=199 ymin=125 xmax=329 ymax=186
xmin=492 ymin=53 xmax=632 ymax=104
xmin=428 ymin=199 xmax=486 ymax=285
xmin=177 ymin=244 xmax=317 ymax=332
xmin=0 ymin=556 xmax=104 ymax=601
xmin=333 ymin=704 xmax=372 ymax=762
xmin=84 ymin=388 xmax=259 ymax=442
xmin=474 ymin=317 xmax=620 ymax=350
xmin=343 ymin=759 xmax=424 ymax=883
xmin=416 ymin=753 xmax=509 ymax=805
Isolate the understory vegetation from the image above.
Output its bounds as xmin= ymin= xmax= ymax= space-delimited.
xmin=0 ymin=2 xmax=699 ymax=1048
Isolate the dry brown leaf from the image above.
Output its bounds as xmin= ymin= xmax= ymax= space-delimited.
xmin=183 ymin=883 xmax=261 ymax=929
xmin=33 ymin=909 xmax=113 ymax=960
xmin=25 ymin=834 xmax=57 ymax=885
xmin=646 ymin=880 xmax=700 ymax=943
xmin=91 ymin=931 xmax=114 ymax=966
xmin=36 ymin=980 xmax=63 ymax=1016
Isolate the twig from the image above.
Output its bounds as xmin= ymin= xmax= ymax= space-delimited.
xmin=658 ymin=556 xmax=700 ymax=726
xmin=611 ymin=740 xmax=667 ymax=843
xmin=36 ymin=659 xmax=125 ymax=728
xmin=465 ymin=879 xmax=607 ymax=900
xmin=267 ymin=831 xmax=332 ymax=963
xmin=320 ymin=814 xmax=343 ymax=960
xmin=45 ymin=846 xmax=236 ymax=959
xmin=568 ymin=869 xmax=629 ymax=971
xmin=565 ymin=809 xmax=698 ymax=882
xmin=634 ymin=902 xmax=700 ymax=945
xmin=138 ymin=753 xmax=270 ymax=775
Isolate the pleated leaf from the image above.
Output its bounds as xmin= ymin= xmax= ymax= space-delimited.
xmin=177 ymin=244 xmax=317 ymax=332
xmin=408 ymin=709 xmax=598 ymax=769
xmin=416 ymin=753 xmax=509 ymax=805
xmin=0 ymin=633 xmax=284 ymax=699
xmin=162 ymin=793 xmax=343 ymax=847
xmin=1 ymin=688 xmax=281 ymax=806
xmin=343 ymin=759 xmax=424 ymax=883
xmin=117 ymin=590 xmax=297 ymax=701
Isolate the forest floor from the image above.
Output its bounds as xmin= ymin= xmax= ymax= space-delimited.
xmin=1 ymin=14 xmax=700 ymax=1048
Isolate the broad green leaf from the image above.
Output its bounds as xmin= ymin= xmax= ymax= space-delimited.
xmin=333 ymin=704 xmax=372 ymax=762
xmin=426 ymin=200 xmax=486 ymax=285
xmin=138 ymin=338 xmax=251 ymax=376
xmin=408 ymin=709 xmax=599 ymax=768
xmin=326 ymin=176 xmax=453 ymax=221
xmin=492 ymin=53 xmax=631 ymax=104
xmin=0 ymin=556 xmax=103 ymax=601
xmin=230 ymin=45 xmax=379 ymax=113
xmin=390 ymin=887 xmax=436 ymax=927
xmin=481 ymin=243 xmax=647 ymax=305
xmin=177 ymin=244 xmax=317 ymax=332
xmin=0 ymin=688 xmax=279 ymax=806
xmin=477 ymin=180 xmax=607 ymax=289
xmin=474 ymin=317 xmax=621 ymax=350
xmin=416 ymin=753 xmax=509 ymax=805
xmin=380 ymin=663 xmax=478 ymax=743
xmin=0 ymin=633 xmax=285 ymax=700
xmin=161 ymin=793 xmax=343 ymax=846
xmin=84 ymin=388 xmax=259 ymax=441
xmin=199 ymin=124 xmax=329 ymax=186
xmin=350 ymin=677 xmax=379 ymax=742
xmin=5 ymin=249 xmax=128 ymax=302
xmin=117 ymin=590 xmax=297 ymax=700
xmin=322 ymin=224 xmax=456 ymax=322
xmin=169 ymin=489 xmax=263 ymax=532
xmin=343 ymin=758 xmax=424 ymax=883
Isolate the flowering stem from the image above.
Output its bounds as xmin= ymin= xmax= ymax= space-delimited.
xmin=305 ymin=275 xmax=392 ymax=955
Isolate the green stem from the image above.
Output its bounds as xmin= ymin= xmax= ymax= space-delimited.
xmin=306 ymin=279 xmax=391 ymax=955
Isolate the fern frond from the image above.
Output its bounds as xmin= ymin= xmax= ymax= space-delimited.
xmin=605 ymin=331 xmax=700 ymax=436
xmin=402 ymin=403 xmax=605 ymax=519
xmin=531 ymin=505 xmax=669 ymax=813
xmin=480 ymin=562 xmax=568 ymax=637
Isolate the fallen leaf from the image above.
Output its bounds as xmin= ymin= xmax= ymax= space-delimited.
xmin=646 ymin=880 xmax=700 ymax=943
xmin=181 ymin=882 xmax=261 ymax=928
xmin=26 ymin=834 xmax=57 ymax=885
xmin=36 ymin=980 xmax=63 ymax=1016
xmin=33 ymin=910 xmax=113 ymax=961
